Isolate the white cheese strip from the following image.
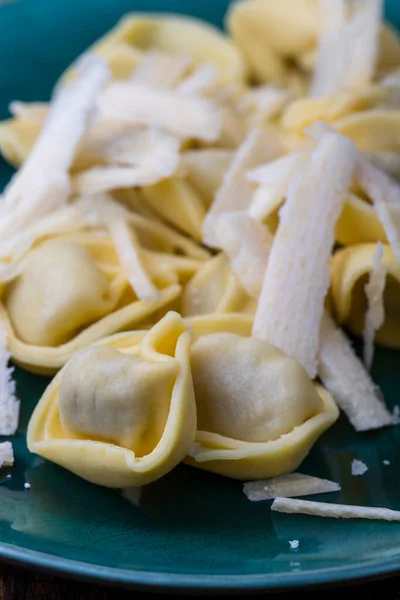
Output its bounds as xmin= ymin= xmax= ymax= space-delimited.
xmin=0 ymin=324 xmax=20 ymax=436
xmin=271 ymin=497 xmax=400 ymax=521
xmin=130 ymin=51 xmax=192 ymax=88
xmin=310 ymin=0 xmax=347 ymax=97
xmin=108 ymin=218 xmax=161 ymax=302
xmin=203 ymin=128 xmax=283 ymax=247
xmin=244 ymin=473 xmax=340 ymax=502
xmin=247 ymin=150 xmax=310 ymax=222
xmin=177 ymin=63 xmax=219 ymax=96
xmin=238 ymin=87 xmax=292 ymax=127
xmin=98 ymin=82 xmax=222 ymax=142
xmin=357 ymin=160 xmax=400 ymax=263
xmin=0 ymin=56 xmax=109 ymax=239
xmin=311 ymin=0 xmax=382 ymax=97
xmin=0 ymin=442 xmax=14 ymax=468
xmin=253 ymin=131 xmax=357 ymax=378
xmin=318 ymin=311 xmax=395 ymax=431
xmin=363 ymin=242 xmax=386 ymax=370
xmin=214 ymin=212 xmax=273 ymax=298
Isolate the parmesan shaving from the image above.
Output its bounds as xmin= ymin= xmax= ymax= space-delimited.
xmin=363 ymin=241 xmax=386 ymax=369
xmin=98 ymin=82 xmax=222 ymax=142
xmin=108 ymin=218 xmax=161 ymax=302
xmin=271 ymin=497 xmax=400 ymax=521
xmin=311 ymin=0 xmax=382 ymax=97
xmin=253 ymin=132 xmax=357 ymax=378
xmin=9 ymin=101 xmax=48 ymax=123
xmin=0 ymin=442 xmax=14 ymax=468
xmin=318 ymin=311 xmax=395 ymax=431
xmin=0 ymin=56 xmax=109 ymax=237
xmin=203 ymin=128 xmax=283 ymax=247
xmin=238 ymin=86 xmax=292 ymax=127
xmin=351 ymin=459 xmax=369 ymax=476
xmin=213 ymin=212 xmax=272 ymax=298
xmin=75 ymin=129 xmax=181 ymax=194
xmin=247 ymin=150 xmax=310 ymax=221
xmin=357 ymin=160 xmax=400 ymax=263
xmin=243 ymin=473 xmax=341 ymax=502
xmin=0 ymin=324 xmax=20 ymax=436
xmin=130 ymin=51 xmax=192 ymax=88
xmin=178 ymin=63 xmax=219 ymax=96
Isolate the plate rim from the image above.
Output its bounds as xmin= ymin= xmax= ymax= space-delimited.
xmin=1 ymin=539 xmax=400 ymax=592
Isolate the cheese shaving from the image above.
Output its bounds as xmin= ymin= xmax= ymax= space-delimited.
xmin=238 ymin=86 xmax=292 ymax=127
xmin=212 ymin=212 xmax=272 ymax=298
xmin=75 ymin=129 xmax=181 ymax=194
xmin=0 ymin=442 xmax=14 ymax=468
xmin=0 ymin=56 xmax=109 ymax=238
xmin=203 ymin=128 xmax=283 ymax=247
xmin=108 ymin=219 xmax=161 ymax=302
xmin=318 ymin=311 xmax=395 ymax=431
xmin=0 ymin=324 xmax=20 ymax=436
xmin=363 ymin=241 xmax=386 ymax=370
xmin=130 ymin=51 xmax=192 ymax=88
xmin=253 ymin=131 xmax=357 ymax=378
xmin=9 ymin=101 xmax=48 ymax=123
xmin=178 ymin=63 xmax=219 ymax=96
xmin=247 ymin=150 xmax=310 ymax=221
xmin=98 ymin=82 xmax=222 ymax=142
xmin=243 ymin=473 xmax=340 ymax=502
xmin=271 ymin=497 xmax=400 ymax=521
xmin=351 ymin=459 xmax=369 ymax=476
xmin=357 ymin=160 xmax=400 ymax=263
xmin=311 ymin=0 xmax=382 ymax=97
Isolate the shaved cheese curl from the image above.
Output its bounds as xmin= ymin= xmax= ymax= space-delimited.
xmin=318 ymin=311 xmax=395 ymax=431
xmin=253 ymin=132 xmax=357 ymax=378
xmin=271 ymin=497 xmax=400 ymax=521
xmin=363 ymin=242 xmax=386 ymax=369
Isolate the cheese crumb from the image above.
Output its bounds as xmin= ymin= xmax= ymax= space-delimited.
xmin=351 ymin=459 xmax=369 ymax=476
xmin=289 ymin=540 xmax=299 ymax=549
xmin=0 ymin=324 xmax=20 ymax=435
xmin=24 ymin=482 xmax=31 ymax=489
xmin=0 ymin=442 xmax=14 ymax=467
xmin=383 ymin=460 xmax=391 ymax=466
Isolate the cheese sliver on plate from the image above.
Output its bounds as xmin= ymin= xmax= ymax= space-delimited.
xmin=318 ymin=312 xmax=395 ymax=431
xmin=363 ymin=242 xmax=386 ymax=369
xmin=108 ymin=218 xmax=161 ymax=302
xmin=212 ymin=212 xmax=273 ymax=298
xmin=252 ymin=131 xmax=357 ymax=378
xmin=130 ymin=51 xmax=192 ymax=88
xmin=357 ymin=160 xmax=400 ymax=263
xmin=0 ymin=56 xmax=109 ymax=239
xmin=247 ymin=149 xmax=310 ymax=221
xmin=98 ymin=82 xmax=222 ymax=142
xmin=0 ymin=324 xmax=20 ymax=436
xmin=271 ymin=497 xmax=400 ymax=521
xmin=203 ymin=128 xmax=283 ymax=247
xmin=0 ymin=442 xmax=14 ymax=468
xmin=243 ymin=473 xmax=341 ymax=502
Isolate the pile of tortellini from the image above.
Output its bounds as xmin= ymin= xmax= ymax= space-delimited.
xmin=1 ymin=0 xmax=400 ymax=489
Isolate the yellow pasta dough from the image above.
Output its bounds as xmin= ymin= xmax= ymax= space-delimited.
xmin=0 ymin=232 xmax=202 ymax=373
xmin=182 ymin=253 xmax=256 ymax=317
xmin=187 ymin=332 xmax=338 ymax=480
xmin=27 ymin=312 xmax=197 ymax=488
xmin=331 ymin=244 xmax=400 ymax=348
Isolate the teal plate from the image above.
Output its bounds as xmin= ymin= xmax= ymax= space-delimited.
xmin=1 ymin=0 xmax=400 ymax=593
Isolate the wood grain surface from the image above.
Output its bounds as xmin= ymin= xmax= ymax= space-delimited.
xmin=1 ymin=562 xmax=400 ymax=599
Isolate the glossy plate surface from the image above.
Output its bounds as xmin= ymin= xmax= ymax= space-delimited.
xmin=1 ymin=0 xmax=400 ymax=592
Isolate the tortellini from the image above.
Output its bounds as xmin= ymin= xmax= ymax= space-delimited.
xmin=331 ymin=244 xmax=400 ymax=348
xmin=27 ymin=312 xmax=197 ymax=488
xmin=0 ymin=232 xmax=202 ymax=373
xmin=62 ymin=13 xmax=246 ymax=87
xmin=186 ymin=332 xmax=338 ymax=480
xmin=182 ymin=253 xmax=256 ymax=317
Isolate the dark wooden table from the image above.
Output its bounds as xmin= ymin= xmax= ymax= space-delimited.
xmin=1 ymin=562 xmax=400 ymax=598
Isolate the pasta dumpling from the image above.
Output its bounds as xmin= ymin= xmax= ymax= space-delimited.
xmin=182 ymin=253 xmax=256 ymax=317
xmin=5 ymin=239 xmax=112 ymax=347
xmin=186 ymin=332 xmax=338 ymax=480
xmin=27 ymin=312 xmax=197 ymax=488
xmin=331 ymin=244 xmax=400 ymax=348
